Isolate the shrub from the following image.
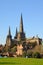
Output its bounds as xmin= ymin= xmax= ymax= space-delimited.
xmin=22 ymin=51 xmax=27 ymax=57
xmin=33 ymin=52 xmax=41 ymax=58
xmin=27 ymin=51 xmax=33 ymax=58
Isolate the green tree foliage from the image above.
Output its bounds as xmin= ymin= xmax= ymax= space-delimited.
xmin=11 ymin=46 xmax=17 ymax=52
xmin=27 ymin=51 xmax=33 ymax=58
xmin=22 ymin=51 xmax=27 ymax=57
xmin=33 ymin=52 xmax=41 ymax=58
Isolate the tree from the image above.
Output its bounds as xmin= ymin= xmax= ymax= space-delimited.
xmin=11 ymin=46 xmax=17 ymax=52
xmin=33 ymin=52 xmax=41 ymax=58
xmin=27 ymin=50 xmax=33 ymax=58
xmin=22 ymin=51 xmax=27 ymax=57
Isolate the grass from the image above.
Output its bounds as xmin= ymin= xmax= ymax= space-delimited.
xmin=0 ymin=58 xmax=43 ymax=65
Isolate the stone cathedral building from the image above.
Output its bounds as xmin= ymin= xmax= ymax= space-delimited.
xmin=5 ymin=14 xmax=42 ymax=56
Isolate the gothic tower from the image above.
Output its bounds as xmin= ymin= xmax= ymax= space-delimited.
xmin=17 ymin=14 xmax=25 ymax=41
xmin=6 ymin=26 xmax=12 ymax=47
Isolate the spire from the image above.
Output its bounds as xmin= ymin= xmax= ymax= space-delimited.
xmin=8 ymin=26 xmax=11 ymax=36
xmin=16 ymin=27 xmax=18 ymax=36
xmin=7 ymin=26 xmax=12 ymax=39
xmin=14 ymin=27 xmax=18 ymax=39
xmin=20 ymin=14 xmax=24 ymax=33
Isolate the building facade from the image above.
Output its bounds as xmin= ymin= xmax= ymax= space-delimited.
xmin=5 ymin=14 xmax=42 ymax=56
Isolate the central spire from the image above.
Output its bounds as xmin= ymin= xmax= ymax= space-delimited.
xmin=14 ymin=27 xmax=18 ymax=39
xmin=20 ymin=14 xmax=24 ymax=33
xmin=8 ymin=26 xmax=11 ymax=36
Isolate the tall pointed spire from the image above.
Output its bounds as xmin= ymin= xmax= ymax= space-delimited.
xmin=6 ymin=26 xmax=12 ymax=47
xmin=20 ymin=14 xmax=24 ymax=33
xmin=8 ymin=26 xmax=11 ymax=36
xmin=16 ymin=27 xmax=18 ymax=36
xmin=14 ymin=27 xmax=18 ymax=39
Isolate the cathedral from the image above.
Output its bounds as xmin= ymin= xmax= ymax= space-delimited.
xmin=5 ymin=14 xmax=42 ymax=56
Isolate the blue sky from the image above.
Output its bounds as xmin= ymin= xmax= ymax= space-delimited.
xmin=0 ymin=0 xmax=43 ymax=44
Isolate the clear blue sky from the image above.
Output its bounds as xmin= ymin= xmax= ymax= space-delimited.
xmin=0 ymin=0 xmax=43 ymax=45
